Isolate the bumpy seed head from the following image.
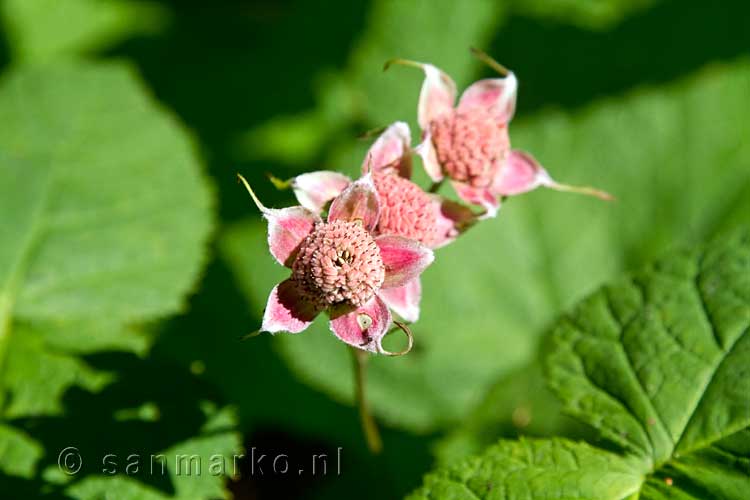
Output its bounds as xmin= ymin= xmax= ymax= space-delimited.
xmin=373 ymin=173 xmax=438 ymax=246
xmin=430 ymin=108 xmax=510 ymax=188
xmin=292 ymin=220 xmax=385 ymax=307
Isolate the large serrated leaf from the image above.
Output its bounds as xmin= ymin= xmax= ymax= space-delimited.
xmin=545 ymin=229 xmax=750 ymax=498
xmin=225 ymin=59 xmax=750 ymax=432
xmin=0 ymin=61 xmax=226 ymax=498
xmin=0 ymin=62 xmax=212 ymax=327
xmin=409 ymin=229 xmax=750 ymax=499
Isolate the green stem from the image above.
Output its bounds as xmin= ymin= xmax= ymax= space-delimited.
xmin=350 ymin=347 xmax=382 ymax=454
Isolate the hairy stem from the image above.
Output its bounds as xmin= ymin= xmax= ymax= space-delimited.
xmin=350 ymin=347 xmax=382 ymax=454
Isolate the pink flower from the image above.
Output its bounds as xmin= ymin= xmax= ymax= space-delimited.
xmin=290 ymin=122 xmax=475 ymax=248
xmin=238 ymin=172 xmax=434 ymax=354
xmin=389 ymin=52 xmax=612 ymax=218
xmin=283 ymin=122 xmax=474 ymax=322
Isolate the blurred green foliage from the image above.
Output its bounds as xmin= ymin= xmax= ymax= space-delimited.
xmin=0 ymin=0 xmax=749 ymax=499
xmin=1 ymin=0 xmax=167 ymax=62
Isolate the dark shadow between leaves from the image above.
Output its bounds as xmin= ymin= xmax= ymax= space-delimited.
xmin=4 ymin=351 xmax=228 ymax=498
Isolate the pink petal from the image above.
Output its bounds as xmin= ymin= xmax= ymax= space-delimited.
xmin=362 ymin=121 xmax=412 ymax=178
xmin=492 ymin=150 xmax=545 ymax=196
xmin=415 ymin=132 xmax=444 ymax=182
xmin=418 ymin=64 xmax=457 ymax=130
xmin=261 ymin=279 xmax=321 ymax=333
xmin=458 ymin=73 xmax=518 ymax=124
xmin=328 ymin=174 xmax=380 ymax=232
xmin=430 ymin=196 xmax=476 ymax=248
xmin=238 ymin=174 xmax=319 ymax=266
xmin=376 ymin=235 xmax=434 ymax=289
xmin=378 ymin=278 xmax=421 ymax=323
xmin=452 ymin=181 xmax=500 ymax=219
xmin=493 ymin=150 xmax=615 ymax=201
xmin=266 ymin=206 xmax=320 ymax=267
xmin=329 ymin=296 xmax=391 ymax=353
xmin=492 ymin=150 xmax=614 ymax=201
xmin=291 ymin=171 xmax=351 ymax=213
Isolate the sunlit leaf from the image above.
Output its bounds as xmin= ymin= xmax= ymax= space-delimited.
xmin=409 ymin=229 xmax=750 ymax=499
xmin=0 ymin=61 xmax=222 ymax=498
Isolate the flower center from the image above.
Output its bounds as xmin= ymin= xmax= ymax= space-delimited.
xmin=374 ymin=173 xmax=437 ymax=246
xmin=430 ymin=108 xmax=510 ymax=188
xmin=292 ymin=220 xmax=385 ymax=307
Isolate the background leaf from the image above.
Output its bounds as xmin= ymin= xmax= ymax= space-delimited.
xmin=0 ymin=0 xmax=168 ymax=62
xmin=410 ymin=229 xmax=750 ymax=499
xmin=0 ymin=61 xmax=238 ymax=498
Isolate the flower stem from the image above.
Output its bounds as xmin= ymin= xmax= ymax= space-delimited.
xmin=350 ymin=347 xmax=382 ymax=454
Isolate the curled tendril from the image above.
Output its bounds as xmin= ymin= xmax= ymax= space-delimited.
xmin=377 ymin=320 xmax=414 ymax=356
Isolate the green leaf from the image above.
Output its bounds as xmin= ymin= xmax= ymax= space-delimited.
xmin=409 ymin=438 xmax=644 ymax=500
xmin=0 ymin=424 xmax=42 ymax=478
xmin=0 ymin=61 xmax=218 ymax=496
xmin=0 ymin=61 xmax=212 ymax=333
xmin=1 ymin=0 xmax=169 ymax=62
xmin=225 ymin=59 xmax=750 ymax=431
xmin=409 ymin=229 xmax=750 ymax=499
xmin=3 ymin=324 xmax=115 ymax=418
xmin=546 ymin=229 xmax=750 ymax=496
